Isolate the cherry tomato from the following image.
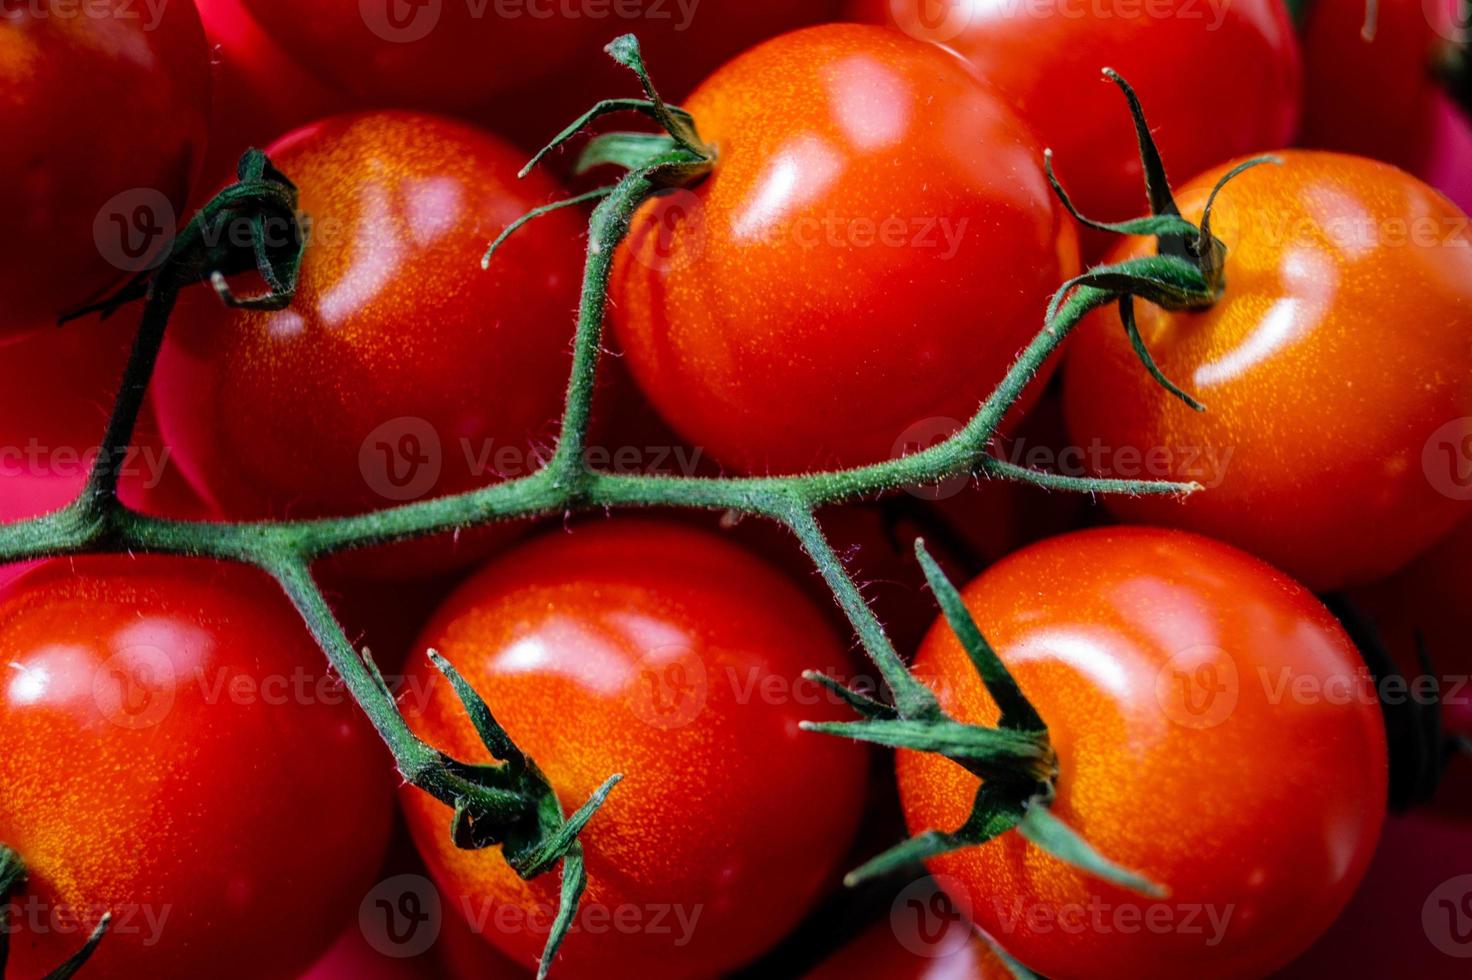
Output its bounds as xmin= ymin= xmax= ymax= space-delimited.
xmin=0 ymin=2 xmax=211 ymax=337
xmin=1277 ymin=811 xmax=1472 ymax=977
xmin=152 ymin=112 xmax=583 ymax=570
xmin=1302 ymin=0 xmax=1463 ymax=173
xmin=611 ymin=24 xmax=1079 ymax=475
xmin=852 ymin=0 xmax=1301 ymax=246
xmin=1062 ymin=151 xmax=1472 ymax=591
xmin=0 ymin=557 xmax=394 ymax=979
xmin=897 ymin=527 xmax=1388 ymax=979
xmin=237 ymin=0 xmax=602 ymax=111
xmin=400 ymin=521 xmax=868 ymax=977
xmin=192 ymin=0 xmax=351 ymax=193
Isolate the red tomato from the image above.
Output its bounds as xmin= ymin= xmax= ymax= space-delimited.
xmin=852 ymin=0 xmax=1301 ymax=245
xmin=237 ymin=0 xmax=602 ymax=111
xmin=611 ymin=24 xmax=1078 ymax=475
xmin=1062 ymin=151 xmax=1472 ymax=591
xmin=805 ymin=901 xmax=1011 ymax=980
xmin=400 ymin=521 xmax=868 ymax=977
xmin=0 ymin=2 xmax=211 ymax=336
xmin=0 ymin=557 xmax=394 ymax=979
xmin=1277 ymin=811 xmax=1472 ymax=977
xmin=152 ymin=112 xmax=583 ymax=571
xmin=192 ymin=0 xmax=351 ymax=193
xmin=1302 ymin=0 xmax=1464 ymax=173
xmin=897 ymin=528 xmax=1388 ymax=979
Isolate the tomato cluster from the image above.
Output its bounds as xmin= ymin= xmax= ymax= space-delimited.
xmin=3 ymin=2 xmax=1472 ymax=979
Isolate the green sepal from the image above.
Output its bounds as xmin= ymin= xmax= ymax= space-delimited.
xmin=800 ymin=718 xmax=1051 ymax=781
xmin=1045 ymin=255 xmax=1214 ymax=326
xmin=914 ymin=540 xmax=1044 ymax=733
xmin=1044 ymin=148 xmax=1198 ymax=241
xmin=483 ymin=188 xmax=615 ymax=268
xmin=1119 ymin=294 xmax=1205 ymax=412
xmin=577 ymin=132 xmax=684 ymax=175
xmin=602 ymin=35 xmax=709 ymax=159
xmin=518 ymin=98 xmax=698 ymax=178
xmin=1100 ymin=68 xmax=1188 ymax=260
xmin=802 ymin=670 xmax=897 ymax=720
xmin=844 ymin=781 xmax=1026 ymax=886
xmin=1019 ymin=800 xmax=1168 ymax=898
xmin=41 ymin=914 xmax=111 ymax=980
xmin=975 ymin=927 xmax=1041 ymax=980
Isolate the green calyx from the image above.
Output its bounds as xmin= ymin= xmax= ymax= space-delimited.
xmin=803 ymin=542 xmax=1166 ymax=901
xmin=0 ymin=845 xmax=112 ymax=980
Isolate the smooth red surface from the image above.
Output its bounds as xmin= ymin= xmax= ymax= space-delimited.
xmin=852 ymin=0 xmax=1301 ymax=244
xmin=0 ymin=2 xmax=211 ymax=336
xmin=0 ymin=558 xmax=394 ymax=979
xmin=1063 ymin=151 xmax=1472 ymax=590
xmin=152 ymin=112 xmax=583 ymax=569
xmin=805 ymin=915 xmax=1010 ymax=979
xmin=400 ymin=521 xmax=868 ymax=977
xmin=1302 ymin=0 xmax=1461 ymax=173
xmin=239 ymin=0 xmax=601 ymax=110
xmin=612 ymin=24 xmax=1078 ymax=475
xmin=897 ymin=528 xmax=1388 ymax=979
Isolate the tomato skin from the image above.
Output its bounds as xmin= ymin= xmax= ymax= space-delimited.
xmin=897 ymin=528 xmax=1387 ymax=980
xmin=805 ymin=912 xmax=1010 ymax=980
xmin=399 ymin=521 xmax=868 ymax=978
xmin=1062 ymin=151 xmax=1472 ymax=591
xmin=152 ymin=112 xmax=583 ymax=570
xmin=1302 ymin=0 xmax=1462 ymax=173
xmin=0 ymin=557 xmax=394 ymax=980
xmin=238 ymin=0 xmax=601 ymax=111
xmin=611 ymin=24 xmax=1078 ymax=475
xmin=852 ymin=0 xmax=1301 ymax=241
xmin=0 ymin=3 xmax=211 ymax=336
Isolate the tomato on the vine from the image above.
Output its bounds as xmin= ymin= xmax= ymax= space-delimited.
xmin=0 ymin=558 xmax=394 ymax=979
xmin=400 ymin=521 xmax=869 ymax=977
xmin=852 ymin=0 xmax=1301 ymax=245
xmin=897 ymin=527 xmax=1388 ymax=979
xmin=0 ymin=2 xmax=212 ymax=337
xmin=1301 ymin=0 xmax=1464 ymax=173
xmin=1062 ymin=151 xmax=1472 ymax=591
xmin=610 ymin=24 xmax=1079 ymax=475
xmin=152 ymin=112 xmax=584 ymax=569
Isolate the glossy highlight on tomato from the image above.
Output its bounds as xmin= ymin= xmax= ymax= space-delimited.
xmin=897 ymin=527 xmax=1388 ymax=979
xmin=853 ymin=0 xmax=1301 ymax=243
xmin=400 ymin=521 xmax=869 ymax=977
xmin=0 ymin=557 xmax=394 ymax=980
xmin=0 ymin=2 xmax=211 ymax=336
xmin=610 ymin=23 xmax=1079 ymax=475
xmin=1063 ymin=150 xmax=1472 ymax=590
xmin=152 ymin=112 xmax=583 ymax=565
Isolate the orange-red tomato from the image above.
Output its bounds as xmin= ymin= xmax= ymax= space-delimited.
xmin=152 ymin=112 xmax=583 ymax=570
xmin=400 ymin=521 xmax=868 ymax=977
xmin=1 ymin=2 xmax=211 ymax=336
xmin=0 ymin=558 xmax=394 ymax=979
xmin=1062 ymin=151 xmax=1472 ymax=590
xmin=852 ymin=0 xmax=1301 ymax=243
xmin=610 ymin=24 xmax=1078 ymax=475
xmin=897 ymin=528 xmax=1388 ymax=979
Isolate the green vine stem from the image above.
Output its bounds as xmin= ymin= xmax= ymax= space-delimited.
xmin=0 ymin=40 xmax=1267 ymax=977
xmin=0 ymin=845 xmax=112 ymax=980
